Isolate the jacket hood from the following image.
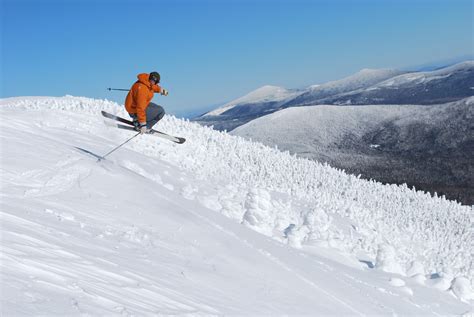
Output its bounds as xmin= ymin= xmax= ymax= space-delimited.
xmin=137 ymin=73 xmax=151 ymax=86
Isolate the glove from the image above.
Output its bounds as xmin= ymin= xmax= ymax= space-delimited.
xmin=161 ymin=88 xmax=169 ymax=96
xmin=139 ymin=123 xmax=148 ymax=134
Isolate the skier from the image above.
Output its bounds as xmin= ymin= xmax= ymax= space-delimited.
xmin=125 ymin=72 xmax=169 ymax=134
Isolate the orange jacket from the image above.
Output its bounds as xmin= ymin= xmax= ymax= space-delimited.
xmin=125 ymin=73 xmax=162 ymax=123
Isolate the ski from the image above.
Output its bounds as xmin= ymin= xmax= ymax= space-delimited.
xmin=115 ymin=124 xmax=186 ymax=144
xmin=101 ymin=111 xmax=186 ymax=144
xmin=101 ymin=110 xmax=135 ymax=126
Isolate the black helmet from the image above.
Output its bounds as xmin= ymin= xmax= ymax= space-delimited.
xmin=149 ymin=72 xmax=160 ymax=83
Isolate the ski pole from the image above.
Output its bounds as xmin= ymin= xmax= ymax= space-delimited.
xmin=107 ymin=88 xmax=129 ymax=92
xmin=98 ymin=132 xmax=140 ymax=161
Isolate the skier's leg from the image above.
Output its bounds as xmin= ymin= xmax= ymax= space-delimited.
xmin=128 ymin=113 xmax=139 ymax=129
xmin=146 ymin=103 xmax=165 ymax=129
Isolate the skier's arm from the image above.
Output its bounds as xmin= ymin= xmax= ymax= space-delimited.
xmin=152 ymin=84 xmax=162 ymax=93
xmin=152 ymin=84 xmax=168 ymax=96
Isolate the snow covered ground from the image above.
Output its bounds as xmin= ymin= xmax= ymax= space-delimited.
xmin=1 ymin=96 xmax=473 ymax=315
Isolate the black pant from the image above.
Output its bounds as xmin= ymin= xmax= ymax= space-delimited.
xmin=145 ymin=103 xmax=165 ymax=129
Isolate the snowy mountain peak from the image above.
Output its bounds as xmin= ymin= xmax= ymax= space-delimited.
xmin=421 ymin=60 xmax=473 ymax=76
xmin=376 ymin=60 xmax=474 ymax=88
xmin=330 ymin=68 xmax=405 ymax=85
xmin=286 ymin=68 xmax=407 ymax=105
xmin=308 ymin=68 xmax=403 ymax=94
xmin=359 ymin=68 xmax=379 ymax=72
xmin=204 ymin=85 xmax=299 ymax=116
xmin=358 ymin=68 xmax=395 ymax=74
xmin=240 ymin=84 xmax=289 ymax=100
xmin=439 ymin=60 xmax=473 ymax=70
xmin=253 ymin=84 xmax=285 ymax=92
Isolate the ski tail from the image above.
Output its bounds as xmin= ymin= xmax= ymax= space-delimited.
xmin=101 ymin=110 xmax=134 ymax=126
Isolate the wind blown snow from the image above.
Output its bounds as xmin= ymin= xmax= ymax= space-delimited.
xmin=1 ymin=96 xmax=472 ymax=315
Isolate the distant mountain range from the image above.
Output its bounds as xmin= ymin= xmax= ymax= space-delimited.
xmin=193 ymin=61 xmax=474 ymax=204
xmin=193 ymin=61 xmax=474 ymax=132
xmin=317 ymin=62 xmax=473 ymax=106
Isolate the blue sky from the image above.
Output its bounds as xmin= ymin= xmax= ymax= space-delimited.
xmin=2 ymin=0 xmax=473 ymax=117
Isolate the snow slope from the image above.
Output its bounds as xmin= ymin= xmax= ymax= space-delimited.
xmin=1 ymin=96 xmax=473 ymax=315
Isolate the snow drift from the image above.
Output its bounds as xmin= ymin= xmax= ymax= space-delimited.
xmin=1 ymin=96 xmax=472 ymax=315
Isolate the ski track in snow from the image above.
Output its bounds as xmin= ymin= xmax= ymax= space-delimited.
xmin=1 ymin=96 xmax=473 ymax=315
